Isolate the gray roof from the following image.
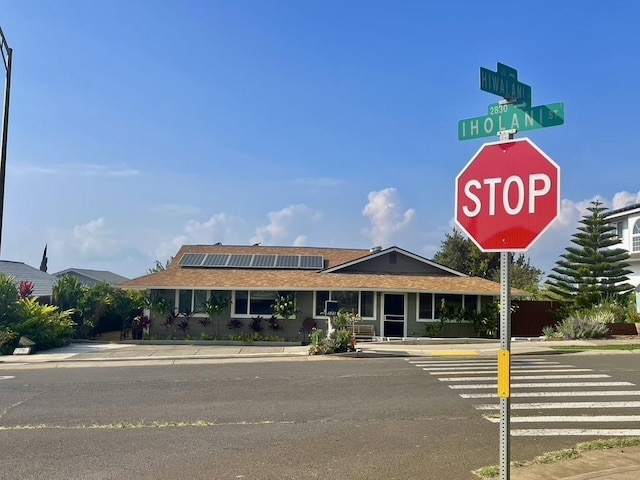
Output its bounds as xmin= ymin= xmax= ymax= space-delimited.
xmin=53 ymin=268 xmax=130 ymax=285
xmin=0 ymin=261 xmax=57 ymax=297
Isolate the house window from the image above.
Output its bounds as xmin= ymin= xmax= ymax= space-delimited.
xmin=361 ymin=291 xmax=375 ymax=318
xmin=314 ymin=291 xmax=375 ymax=319
xmin=178 ymin=290 xmax=192 ymax=314
xmin=150 ymin=289 xmax=175 ymax=311
xmin=465 ymin=295 xmax=478 ymax=314
xmin=435 ymin=294 xmax=463 ymax=319
xmin=633 ymin=220 xmax=640 ymax=252
xmin=314 ymin=291 xmax=330 ymax=317
xmin=233 ymin=291 xmax=285 ymax=317
xmin=194 ymin=290 xmax=208 ymax=312
xmin=418 ymin=293 xmax=434 ymax=321
xmin=616 ymin=222 xmax=623 ymax=240
xmin=178 ymin=290 xmax=209 ymax=314
xmin=418 ymin=294 xmax=477 ymax=321
xmin=333 ymin=291 xmax=359 ymax=313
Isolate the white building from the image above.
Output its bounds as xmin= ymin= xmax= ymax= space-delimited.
xmin=606 ymin=202 xmax=640 ymax=287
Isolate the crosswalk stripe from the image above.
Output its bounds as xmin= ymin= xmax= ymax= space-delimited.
xmin=484 ymin=415 xmax=640 ymax=423
xmin=410 ymin=357 xmax=640 ymax=438
xmin=410 ymin=360 xmax=557 ymax=366
xmin=428 ymin=368 xmax=592 ymax=375
xmin=418 ymin=364 xmax=566 ymax=370
xmin=0 ymin=375 xmax=15 ymax=380
xmin=474 ymin=401 xmax=640 ymax=410
xmin=439 ymin=374 xmax=610 ymax=382
xmin=461 ymin=390 xmax=640 ymax=398
xmin=511 ymin=429 xmax=640 ymax=437
xmin=448 ymin=381 xmax=635 ymax=389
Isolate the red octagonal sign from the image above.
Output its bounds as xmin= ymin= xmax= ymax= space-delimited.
xmin=455 ymin=137 xmax=560 ymax=252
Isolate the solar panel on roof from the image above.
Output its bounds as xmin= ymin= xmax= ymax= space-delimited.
xmin=300 ymin=255 xmax=324 ymax=269
xmin=227 ymin=254 xmax=252 ymax=267
xmin=251 ymin=254 xmax=276 ymax=268
xmin=202 ymin=254 xmax=229 ymax=267
xmin=275 ymin=255 xmax=300 ymax=268
xmin=180 ymin=253 xmax=206 ymax=267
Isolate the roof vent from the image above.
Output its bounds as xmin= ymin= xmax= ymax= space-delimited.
xmin=369 ymin=246 xmax=382 ymax=253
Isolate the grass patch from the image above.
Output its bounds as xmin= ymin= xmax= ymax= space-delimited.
xmin=550 ymin=344 xmax=640 ymax=352
xmin=472 ymin=437 xmax=640 ymax=478
xmin=0 ymin=419 xmax=293 ymax=431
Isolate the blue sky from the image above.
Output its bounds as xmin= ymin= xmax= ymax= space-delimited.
xmin=2 ymin=1 xmax=640 ymax=279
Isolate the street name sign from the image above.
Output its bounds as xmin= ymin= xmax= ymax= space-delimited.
xmin=455 ymin=137 xmax=560 ymax=252
xmin=480 ymin=62 xmax=532 ymax=107
xmin=458 ymin=102 xmax=565 ymax=141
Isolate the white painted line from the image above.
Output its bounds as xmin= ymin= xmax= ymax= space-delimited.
xmin=429 ymin=368 xmax=592 ymax=375
xmin=511 ymin=429 xmax=640 ymax=437
xmin=419 ymin=364 xmax=566 ymax=370
xmin=474 ymin=401 xmax=640 ymax=410
xmin=485 ymin=415 xmax=640 ymax=423
xmin=411 ymin=360 xmax=557 ymax=366
xmin=448 ymin=382 xmax=634 ymax=389
xmin=439 ymin=374 xmax=610 ymax=382
xmin=461 ymin=390 xmax=640 ymax=399
xmin=0 ymin=375 xmax=15 ymax=380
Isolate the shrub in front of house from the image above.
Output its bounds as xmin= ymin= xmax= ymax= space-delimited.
xmin=543 ymin=311 xmax=609 ymax=340
xmin=0 ymin=274 xmax=76 ymax=354
xmin=308 ymin=328 xmax=356 ymax=355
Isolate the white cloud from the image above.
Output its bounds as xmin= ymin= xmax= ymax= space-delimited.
xmin=251 ymin=205 xmax=321 ymax=245
xmin=49 ymin=217 xmax=121 ymax=263
xmin=13 ymin=163 xmax=140 ymax=177
xmin=293 ymin=235 xmax=308 ymax=246
xmin=362 ymin=188 xmax=416 ymax=247
xmin=612 ymin=191 xmax=640 ymax=209
xmin=154 ymin=213 xmax=245 ymax=260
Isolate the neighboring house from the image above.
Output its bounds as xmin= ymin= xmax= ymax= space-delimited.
xmin=53 ymin=268 xmax=130 ymax=287
xmin=120 ymin=244 xmax=512 ymax=339
xmin=0 ymin=260 xmax=58 ymax=304
xmin=606 ymin=202 xmax=640 ymax=287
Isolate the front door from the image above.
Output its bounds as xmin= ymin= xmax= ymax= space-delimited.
xmin=383 ymin=293 xmax=405 ymax=337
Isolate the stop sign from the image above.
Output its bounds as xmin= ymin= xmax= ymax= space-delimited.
xmin=455 ymin=137 xmax=560 ymax=252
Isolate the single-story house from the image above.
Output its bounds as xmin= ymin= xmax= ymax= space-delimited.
xmin=0 ymin=260 xmax=58 ymax=304
xmin=53 ymin=268 xmax=130 ymax=287
xmin=120 ymin=244 xmax=516 ymax=340
xmin=606 ymin=202 xmax=640 ymax=287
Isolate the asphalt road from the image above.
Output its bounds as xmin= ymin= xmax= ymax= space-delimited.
xmin=0 ymin=354 xmax=637 ymax=479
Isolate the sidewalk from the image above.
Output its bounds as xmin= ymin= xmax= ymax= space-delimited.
xmin=1 ymin=337 xmax=639 ymax=479
xmin=0 ymin=336 xmax=638 ymax=368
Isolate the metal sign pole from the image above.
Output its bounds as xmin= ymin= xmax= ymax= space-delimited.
xmin=499 ymin=251 xmax=512 ymax=480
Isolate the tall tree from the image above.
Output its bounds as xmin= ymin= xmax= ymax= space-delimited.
xmin=545 ymin=200 xmax=634 ymax=308
xmin=433 ymin=229 xmax=542 ymax=290
xmin=39 ymin=244 xmax=48 ymax=272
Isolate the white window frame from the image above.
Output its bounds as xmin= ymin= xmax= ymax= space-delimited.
xmin=232 ymin=290 xmax=295 ymax=318
xmin=633 ymin=219 xmax=640 ymax=252
xmin=312 ymin=290 xmax=376 ymax=320
xmin=416 ymin=294 xmax=480 ymax=322
xmin=417 ymin=293 xmax=435 ymax=322
xmin=176 ymin=289 xmax=212 ymax=316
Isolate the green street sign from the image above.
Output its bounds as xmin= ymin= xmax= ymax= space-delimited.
xmin=480 ymin=62 xmax=532 ymax=107
xmin=458 ymin=102 xmax=565 ymax=141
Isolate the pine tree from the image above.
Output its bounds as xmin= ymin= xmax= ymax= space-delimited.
xmin=546 ymin=200 xmax=634 ymax=308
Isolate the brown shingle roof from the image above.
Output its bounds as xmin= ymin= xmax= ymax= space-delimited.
xmin=121 ymin=244 xmax=525 ymax=296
